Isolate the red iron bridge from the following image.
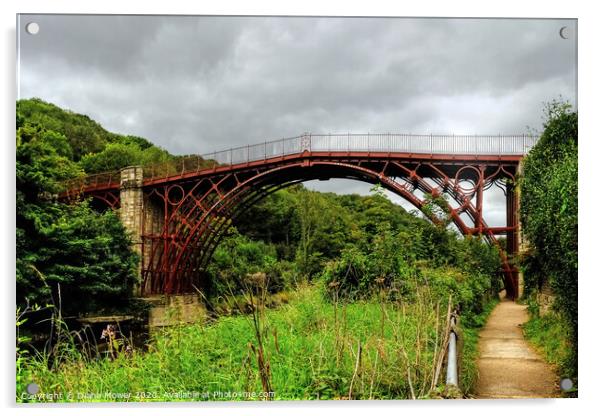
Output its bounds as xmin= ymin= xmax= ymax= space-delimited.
xmin=61 ymin=133 xmax=539 ymax=298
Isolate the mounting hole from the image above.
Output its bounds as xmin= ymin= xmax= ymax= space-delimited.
xmin=25 ymin=22 xmax=40 ymax=35
xmin=26 ymin=382 xmax=40 ymax=394
xmin=559 ymin=26 xmax=570 ymax=40
xmin=560 ymin=378 xmax=574 ymax=391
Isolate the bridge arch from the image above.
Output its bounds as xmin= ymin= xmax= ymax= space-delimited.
xmin=144 ymin=160 xmax=506 ymax=295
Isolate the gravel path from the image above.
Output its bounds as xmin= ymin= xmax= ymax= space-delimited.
xmin=474 ymin=299 xmax=560 ymax=399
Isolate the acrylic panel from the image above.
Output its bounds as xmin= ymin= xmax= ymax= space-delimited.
xmin=16 ymin=14 xmax=577 ymax=403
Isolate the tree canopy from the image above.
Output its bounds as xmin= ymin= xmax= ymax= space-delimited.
xmin=17 ymin=98 xmax=175 ymax=172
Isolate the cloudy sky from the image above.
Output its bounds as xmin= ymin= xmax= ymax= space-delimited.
xmin=17 ymin=15 xmax=577 ymax=227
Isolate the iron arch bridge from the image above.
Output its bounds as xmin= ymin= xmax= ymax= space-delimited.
xmin=61 ymin=133 xmax=538 ymax=299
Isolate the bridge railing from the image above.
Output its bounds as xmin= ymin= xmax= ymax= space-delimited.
xmin=202 ymin=133 xmax=538 ymax=165
xmin=61 ymin=133 xmax=538 ymax=191
xmin=60 ymin=170 xmax=121 ymax=193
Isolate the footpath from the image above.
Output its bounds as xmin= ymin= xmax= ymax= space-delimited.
xmin=474 ymin=299 xmax=560 ymax=398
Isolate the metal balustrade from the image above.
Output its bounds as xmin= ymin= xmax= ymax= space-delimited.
xmin=203 ymin=133 xmax=538 ymax=165
xmin=61 ymin=133 xmax=538 ymax=191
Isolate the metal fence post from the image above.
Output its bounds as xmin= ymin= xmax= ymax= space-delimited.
xmin=446 ymin=315 xmax=458 ymax=387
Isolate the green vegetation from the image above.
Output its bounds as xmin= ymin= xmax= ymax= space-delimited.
xmin=17 ymin=98 xmax=168 ymax=163
xmin=523 ymin=311 xmax=574 ymax=384
xmin=79 ymin=142 xmax=172 ymax=173
xmin=17 ymin=102 xmax=139 ymax=316
xmin=16 ymin=99 xmax=504 ymax=401
xmin=519 ymin=100 xmax=578 ymax=380
xmin=20 ymin=278 xmax=496 ymax=402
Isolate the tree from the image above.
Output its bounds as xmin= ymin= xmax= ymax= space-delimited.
xmin=17 ymin=98 xmax=108 ymax=160
xmin=294 ymin=189 xmax=324 ymax=277
xmin=519 ymin=100 xmax=577 ymax=373
xmin=17 ymin=98 xmax=177 ymax=172
xmin=17 ymin=204 xmax=139 ymax=314
xmin=16 ymin=114 xmax=139 ymax=315
xmin=292 ymin=188 xmax=353 ymax=277
xmin=79 ymin=142 xmax=143 ymax=173
xmin=236 ymin=189 xmax=298 ymax=258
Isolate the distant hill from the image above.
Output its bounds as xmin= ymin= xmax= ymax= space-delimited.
xmin=17 ymin=98 xmax=176 ymax=173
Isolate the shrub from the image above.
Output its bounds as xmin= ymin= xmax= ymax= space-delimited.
xmin=206 ymin=230 xmax=294 ymax=296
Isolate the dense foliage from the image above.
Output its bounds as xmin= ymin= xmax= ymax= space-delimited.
xmin=519 ymin=100 xmax=578 ymax=377
xmin=17 ymin=98 xmax=175 ymax=171
xmin=17 ymin=100 xmax=140 ymax=315
xmin=213 ymin=184 xmax=502 ymax=325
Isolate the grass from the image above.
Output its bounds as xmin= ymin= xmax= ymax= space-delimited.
xmin=523 ymin=310 xmax=576 ymax=384
xmin=19 ymin=283 xmax=460 ymax=402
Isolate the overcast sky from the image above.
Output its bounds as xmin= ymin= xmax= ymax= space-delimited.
xmin=17 ymin=15 xmax=577 ymax=227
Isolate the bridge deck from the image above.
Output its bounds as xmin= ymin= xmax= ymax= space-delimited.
xmin=63 ymin=132 xmax=536 ymax=194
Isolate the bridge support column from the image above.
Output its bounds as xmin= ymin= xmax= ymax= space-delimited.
xmin=514 ymin=160 xmax=526 ymax=299
xmin=120 ymin=166 xmax=144 ymax=296
xmin=505 ymin=181 xmax=520 ymax=299
xmin=504 ymin=161 xmax=526 ymax=300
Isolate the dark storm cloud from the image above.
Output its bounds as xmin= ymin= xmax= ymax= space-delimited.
xmin=18 ymin=15 xmax=577 ymax=225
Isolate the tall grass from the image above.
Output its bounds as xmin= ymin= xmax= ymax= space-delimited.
xmin=19 ymin=283 xmax=459 ymax=402
xmin=523 ymin=310 xmax=576 ymax=385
